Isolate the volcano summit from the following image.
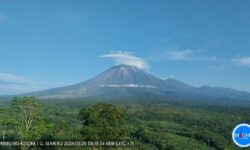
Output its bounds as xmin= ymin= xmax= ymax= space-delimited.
xmin=11 ymin=65 xmax=250 ymax=101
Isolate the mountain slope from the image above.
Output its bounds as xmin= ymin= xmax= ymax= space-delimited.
xmin=84 ymin=65 xmax=166 ymax=87
xmin=26 ymin=65 xmax=168 ymax=99
xmin=164 ymin=78 xmax=196 ymax=92
xmin=5 ymin=65 xmax=250 ymax=101
xmin=198 ymin=85 xmax=250 ymax=100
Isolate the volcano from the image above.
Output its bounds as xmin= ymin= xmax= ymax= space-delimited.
xmin=11 ymin=65 xmax=250 ymax=101
xmin=26 ymin=65 xmax=168 ymax=99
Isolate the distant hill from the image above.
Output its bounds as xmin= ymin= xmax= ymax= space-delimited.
xmin=2 ymin=65 xmax=250 ymax=102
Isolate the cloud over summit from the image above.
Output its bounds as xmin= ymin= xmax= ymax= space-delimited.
xmin=100 ymin=51 xmax=149 ymax=70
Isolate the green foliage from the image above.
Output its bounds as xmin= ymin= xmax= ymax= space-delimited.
xmin=79 ymin=103 xmax=128 ymax=141
xmin=10 ymin=97 xmax=47 ymax=141
xmin=0 ymin=109 xmax=17 ymax=142
xmin=0 ymin=97 xmax=249 ymax=149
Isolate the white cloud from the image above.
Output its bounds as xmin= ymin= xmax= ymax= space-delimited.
xmin=0 ymin=84 xmax=36 ymax=95
xmin=100 ymin=51 xmax=149 ymax=70
xmin=232 ymin=57 xmax=250 ymax=67
xmin=0 ymin=13 xmax=8 ymax=23
xmin=164 ymin=49 xmax=219 ymax=63
xmin=0 ymin=72 xmax=67 ymax=95
xmin=207 ymin=65 xmax=226 ymax=70
xmin=166 ymin=49 xmax=194 ymax=60
xmin=0 ymin=72 xmax=27 ymax=84
xmin=0 ymin=72 xmax=36 ymax=95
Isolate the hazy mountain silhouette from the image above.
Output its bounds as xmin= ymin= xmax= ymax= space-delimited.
xmin=4 ymin=65 xmax=250 ymax=101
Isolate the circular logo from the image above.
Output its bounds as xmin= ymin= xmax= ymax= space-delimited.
xmin=232 ymin=123 xmax=250 ymax=147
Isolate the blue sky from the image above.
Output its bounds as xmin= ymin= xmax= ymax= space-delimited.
xmin=1 ymin=0 xmax=250 ymax=94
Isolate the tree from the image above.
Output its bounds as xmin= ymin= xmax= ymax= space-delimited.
xmin=0 ymin=118 xmax=15 ymax=141
xmin=11 ymin=97 xmax=47 ymax=141
xmin=79 ymin=103 xmax=128 ymax=142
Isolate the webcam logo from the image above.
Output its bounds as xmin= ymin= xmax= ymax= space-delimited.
xmin=232 ymin=123 xmax=250 ymax=147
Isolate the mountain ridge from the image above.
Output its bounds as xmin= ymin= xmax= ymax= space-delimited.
xmin=1 ymin=65 xmax=250 ymax=101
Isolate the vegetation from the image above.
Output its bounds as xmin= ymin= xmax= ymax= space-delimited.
xmin=0 ymin=96 xmax=249 ymax=149
xmin=79 ymin=103 xmax=128 ymax=142
xmin=11 ymin=97 xmax=47 ymax=141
